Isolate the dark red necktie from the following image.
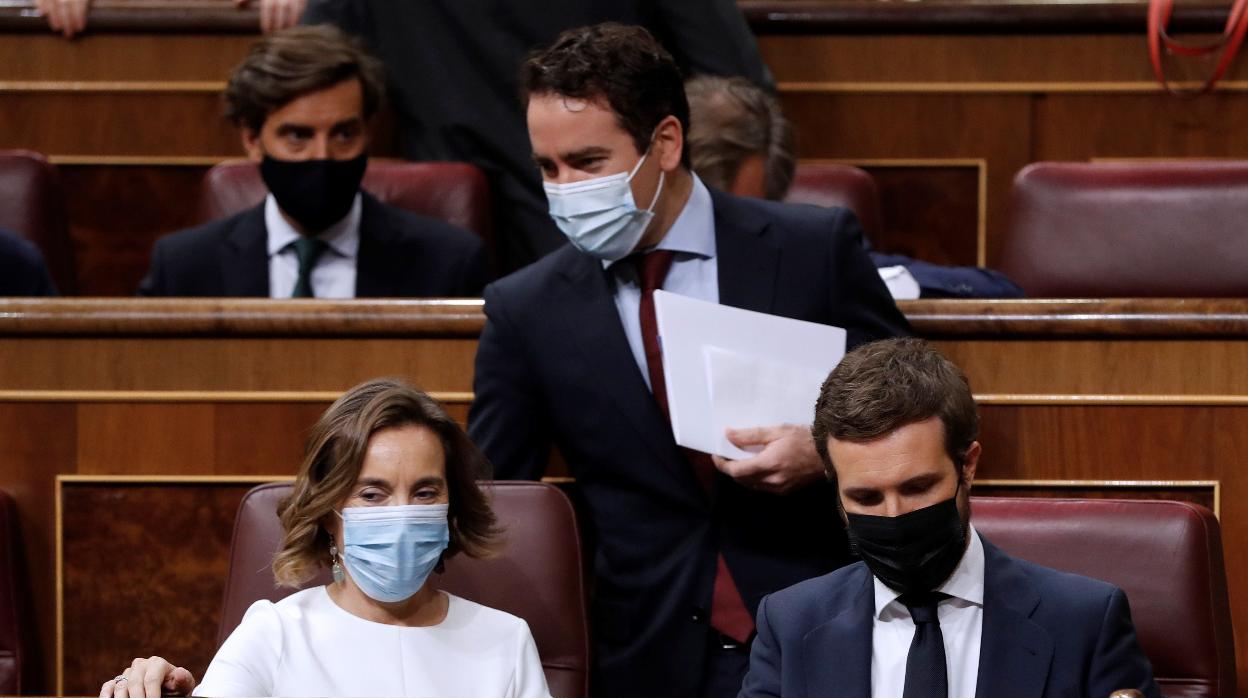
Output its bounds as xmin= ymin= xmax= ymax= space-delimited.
xmin=633 ymin=250 xmax=756 ymax=644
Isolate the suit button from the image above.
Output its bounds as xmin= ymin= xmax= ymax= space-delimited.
xmin=691 ymin=608 xmax=706 ymax=622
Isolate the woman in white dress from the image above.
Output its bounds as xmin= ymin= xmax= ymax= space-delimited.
xmin=100 ymin=379 xmax=552 ymax=698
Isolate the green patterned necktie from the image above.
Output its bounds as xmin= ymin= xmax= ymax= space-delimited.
xmin=289 ymin=236 xmax=328 ymax=298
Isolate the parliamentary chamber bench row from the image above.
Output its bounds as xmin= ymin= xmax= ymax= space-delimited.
xmin=0 ymin=297 xmax=1243 ymax=694
xmin=4 ymin=1 xmax=1248 ymax=295
xmin=4 ymin=0 xmax=1248 ymax=694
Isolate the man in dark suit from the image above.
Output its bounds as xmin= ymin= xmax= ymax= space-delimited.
xmin=139 ymin=25 xmax=486 ymax=298
xmin=741 ymin=338 xmax=1160 ymax=698
xmin=302 ymin=0 xmax=773 ymax=272
xmin=684 ymin=75 xmax=1024 ymax=301
xmin=0 ymin=229 xmax=57 ymax=296
xmin=468 ymin=25 xmax=909 ymax=698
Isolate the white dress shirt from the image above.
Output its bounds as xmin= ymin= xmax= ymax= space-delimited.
xmin=870 ymin=524 xmax=985 ymax=698
xmin=266 ymin=193 xmax=362 ymax=299
xmin=194 ymin=586 xmax=551 ymax=698
xmin=608 ymin=175 xmax=718 ymax=390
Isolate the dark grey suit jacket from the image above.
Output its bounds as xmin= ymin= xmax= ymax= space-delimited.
xmin=740 ymin=535 xmax=1161 ymax=698
xmin=138 ymin=193 xmax=487 ymax=297
xmin=469 ymin=190 xmax=910 ymax=697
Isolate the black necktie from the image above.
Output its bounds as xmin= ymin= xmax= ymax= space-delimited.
xmin=899 ymin=591 xmax=951 ymax=698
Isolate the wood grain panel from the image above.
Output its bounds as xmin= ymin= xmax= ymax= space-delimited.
xmin=59 ymin=164 xmax=207 ymax=295
xmin=863 ymin=165 xmax=980 ymax=266
xmin=76 ymin=403 xmax=216 ymax=474
xmin=59 ymin=481 xmax=254 ymax=695
xmin=758 ymin=33 xmax=1248 ymax=84
xmin=0 ymin=338 xmax=479 ymax=391
xmin=780 ymin=93 xmax=1030 ymax=266
xmin=1032 ymin=93 xmax=1248 ymax=160
xmin=0 ymin=403 xmax=75 ymax=695
xmin=0 ymin=34 xmax=251 ymax=82
xmin=934 ymin=339 xmax=1248 ymax=395
xmin=213 ymin=403 xmax=330 ymax=474
xmin=0 ymin=93 xmax=238 ymax=156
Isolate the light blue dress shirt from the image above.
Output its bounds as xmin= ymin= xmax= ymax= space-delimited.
xmin=607 ymin=175 xmax=718 ymax=390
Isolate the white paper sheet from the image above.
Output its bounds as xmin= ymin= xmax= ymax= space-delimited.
xmin=653 ymin=290 xmax=847 ymax=459
xmin=877 ymin=265 xmax=921 ymax=300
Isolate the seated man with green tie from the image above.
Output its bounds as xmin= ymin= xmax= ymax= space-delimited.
xmin=139 ymin=25 xmax=486 ymax=298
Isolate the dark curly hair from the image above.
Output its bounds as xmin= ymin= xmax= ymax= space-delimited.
xmin=520 ymin=23 xmax=691 ymax=168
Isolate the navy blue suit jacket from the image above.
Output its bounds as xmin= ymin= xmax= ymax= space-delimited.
xmin=740 ymin=535 xmax=1160 ymax=698
xmin=138 ymin=192 xmax=487 ymax=297
xmin=469 ymin=191 xmax=910 ymax=697
xmin=0 ymin=228 xmax=57 ymax=296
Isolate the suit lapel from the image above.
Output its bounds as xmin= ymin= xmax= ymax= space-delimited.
xmin=802 ymin=569 xmax=874 ymax=698
xmin=711 ymin=189 xmax=779 ymax=314
xmin=975 ymin=538 xmax=1055 ymax=698
xmin=356 ymin=193 xmax=396 ymax=298
xmin=222 ymin=205 xmax=270 ymax=297
xmin=556 ymin=254 xmax=703 ymax=492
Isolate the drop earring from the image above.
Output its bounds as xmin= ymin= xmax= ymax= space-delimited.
xmin=330 ymin=541 xmax=344 ymax=584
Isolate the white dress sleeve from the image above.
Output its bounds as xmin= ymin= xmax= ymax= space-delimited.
xmin=192 ymin=600 xmax=284 ymax=697
xmin=511 ymin=620 xmax=552 ymax=698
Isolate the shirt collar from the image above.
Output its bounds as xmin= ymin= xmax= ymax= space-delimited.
xmin=265 ymin=192 xmax=362 ymax=260
xmin=873 ymin=523 xmax=986 ymax=619
xmin=602 ymin=174 xmax=717 ymax=270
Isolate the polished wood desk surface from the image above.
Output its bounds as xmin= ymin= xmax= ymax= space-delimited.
xmin=2 ymin=296 xmax=1248 ymax=335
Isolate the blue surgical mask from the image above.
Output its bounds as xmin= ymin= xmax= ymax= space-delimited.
xmin=338 ymin=503 xmax=450 ymax=603
xmin=544 ymin=151 xmax=665 ymax=262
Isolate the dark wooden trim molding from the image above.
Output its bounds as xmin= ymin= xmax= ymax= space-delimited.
xmin=0 ymin=1 xmax=1234 ymax=36
xmin=0 ymin=298 xmax=486 ymax=337
xmin=741 ymin=0 xmax=1234 ymax=35
xmin=2 ymin=298 xmax=1248 ymax=338
xmin=902 ymin=298 xmax=1248 ymax=337
xmin=0 ymin=1 xmax=258 ymax=33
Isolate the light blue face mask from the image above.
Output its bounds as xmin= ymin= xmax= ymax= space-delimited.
xmin=337 ymin=503 xmax=450 ymax=603
xmin=543 ymin=150 xmax=665 ymax=262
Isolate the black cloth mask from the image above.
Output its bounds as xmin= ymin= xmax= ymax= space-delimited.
xmin=844 ymin=486 xmax=969 ymax=595
xmin=260 ymin=153 xmax=367 ymax=233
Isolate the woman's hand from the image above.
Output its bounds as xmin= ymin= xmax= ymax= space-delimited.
xmin=35 ymin=0 xmax=90 ymax=38
xmin=99 ymin=656 xmax=197 ymax=698
xmin=235 ymin=0 xmax=307 ymax=34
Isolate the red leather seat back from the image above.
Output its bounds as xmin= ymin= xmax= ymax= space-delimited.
xmin=971 ymin=497 xmax=1235 ymax=698
xmin=784 ymin=163 xmax=883 ymax=242
xmin=1000 ymin=161 xmax=1248 ymax=297
xmin=0 ymin=150 xmax=75 ymax=293
xmin=0 ymin=490 xmax=23 ymax=695
xmin=197 ymin=160 xmax=493 ymax=245
xmin=219 ymin=481 xmax=589 ymax=698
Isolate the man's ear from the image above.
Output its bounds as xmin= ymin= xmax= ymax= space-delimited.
xmin=654 ymin=115 xmax=684 ymax=172
xmin=960 ymin=441 xmax=982 ymax=490
xmin=241 ymin=126 xmax=264 ymax=163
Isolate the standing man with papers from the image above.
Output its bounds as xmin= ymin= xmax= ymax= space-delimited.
xmin=468 ymin=23 xmax=909 ymax=698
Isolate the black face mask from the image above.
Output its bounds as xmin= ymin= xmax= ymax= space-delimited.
xmin=260 ymin=153 xmax=367 ymax=233
xmin=844 ymin=486 xmax=969 ymax=595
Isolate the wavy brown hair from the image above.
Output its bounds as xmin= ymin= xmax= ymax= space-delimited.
xmin=812 ymin=338 xmax=979 ymax=485
xmin=224 ymin=24 xmax=386 ymax=133
xmin=272 ymin=379 xmax=500 ymax=587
